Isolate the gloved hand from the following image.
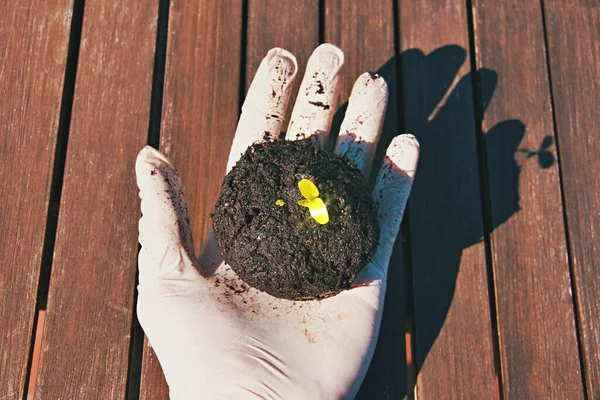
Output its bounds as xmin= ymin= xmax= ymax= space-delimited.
xmin=135 ymin=44 xmax=419 ymax=399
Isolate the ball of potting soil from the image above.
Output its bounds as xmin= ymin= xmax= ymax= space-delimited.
xmin=212 ymin=139 xmax=379 ymax=300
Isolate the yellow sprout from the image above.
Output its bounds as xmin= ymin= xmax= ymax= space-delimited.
xmin=297 ymin=179 xmax=329 ymax=225
xmin=275 ymin=199 xmax=285 ymax=206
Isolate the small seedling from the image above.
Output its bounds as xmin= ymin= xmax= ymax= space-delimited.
xmin=297 ymin=178 xmax=329 ymax=225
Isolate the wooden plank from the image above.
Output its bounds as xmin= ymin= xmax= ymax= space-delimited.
xmin=140 ymin=337 xmax=169 ymax=400
xmin=325 ymin=0 xmax=396 ymax=118
xmin=399 ymin=1 xmax=499 ymax=398
xmin=138 ymin=1 xmax=243 ymax=398
xmin=544 ymin=1 xmax=600 ymax=397
xmin=0 ymin=1 xmax=73 ymax=397
xmin=33 ymin=1 xmax=158 ymax=398
xmin=473 ymin=1 xmax=585 ymax=398
xmin=325 ymin=1 xmax=408 ymax=398
xmin=247 ymin=0 xmax=319 ymax=123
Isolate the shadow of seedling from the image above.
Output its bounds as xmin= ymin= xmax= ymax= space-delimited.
xmin=518 ymin=135 xmax=555 ymax=169
xmin=349 ymin=45 xmax=555 ymax=399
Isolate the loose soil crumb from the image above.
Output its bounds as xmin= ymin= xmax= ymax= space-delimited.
xmin=308 ymin=101 xmax=331 ymax=110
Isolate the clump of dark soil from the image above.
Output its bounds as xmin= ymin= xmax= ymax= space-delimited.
xmin=212 ymin=139 xmax=379 ymax=300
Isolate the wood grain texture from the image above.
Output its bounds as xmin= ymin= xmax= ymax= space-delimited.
xmin=544 ymin=1 xmax=600 ymax=397
xmin=247 ymin=0 xmax=319 ymax=124
xmin=33 ymin=1 xmax=158 ymax=398
xmin=140 ymin=336 xmax=169 ymax=400
xmin=399 ymin=1 xmax=499 ymax=398
xmin=325 ymin=0 xmax=395 ymax=109
xmin=473 ymin=1 xmax=585 ymax=398
xmin=139 ymin=1 xmax=243 ymax=398
xmin=0 ymin=1 xmax=73 ymax=398
xmin=325 ymin=1 xmax=407 ymax=398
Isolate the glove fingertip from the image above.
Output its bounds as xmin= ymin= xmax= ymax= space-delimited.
xmin=136 ymin=146 xmax=172 ymax=187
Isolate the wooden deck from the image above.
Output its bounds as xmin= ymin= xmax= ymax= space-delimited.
xmin=1 ymin=1 xmax=599 ymax=399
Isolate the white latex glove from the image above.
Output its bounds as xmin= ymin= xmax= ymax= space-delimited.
xmin=135 ymin=44 xmax=419 ymax=399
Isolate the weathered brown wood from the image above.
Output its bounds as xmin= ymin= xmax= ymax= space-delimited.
xmin=544 ymin=1 xmax=600 ymax=397
xmin=325 ymin=0 xmax=395 ymax=110
xmin=400 ymin=1 xmax=499 ymax=398
xmin=0 ymin=1 xmax=73 ymax=397
xmin=473 ymin=1 xmax=585 ymax=398
xmin=325 ymin=1 xmax=407 ymax=398
xmin=33 ymin=2 xmax=158 ymax=398
xmin=247 ymin=0 xmax=319 ymax=124
xmin=138 ymin=1 xmax=243 ymax=398
xmin=140 ymin=337 xmax=169 ymax=400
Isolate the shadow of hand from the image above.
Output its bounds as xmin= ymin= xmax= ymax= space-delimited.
xmin=405 ymin=46 xmax=525 ymax=374
xmin=358 ymin=45 xmax=534 ymax=399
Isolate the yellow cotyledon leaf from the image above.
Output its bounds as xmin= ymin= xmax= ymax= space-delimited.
xmin=298 ymin=179 xmax=319 ymax=200
xmin=307 ymin=197 xmax=329 ymax=224
xmin=297 ymin=178 xmax=329 ymax=225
